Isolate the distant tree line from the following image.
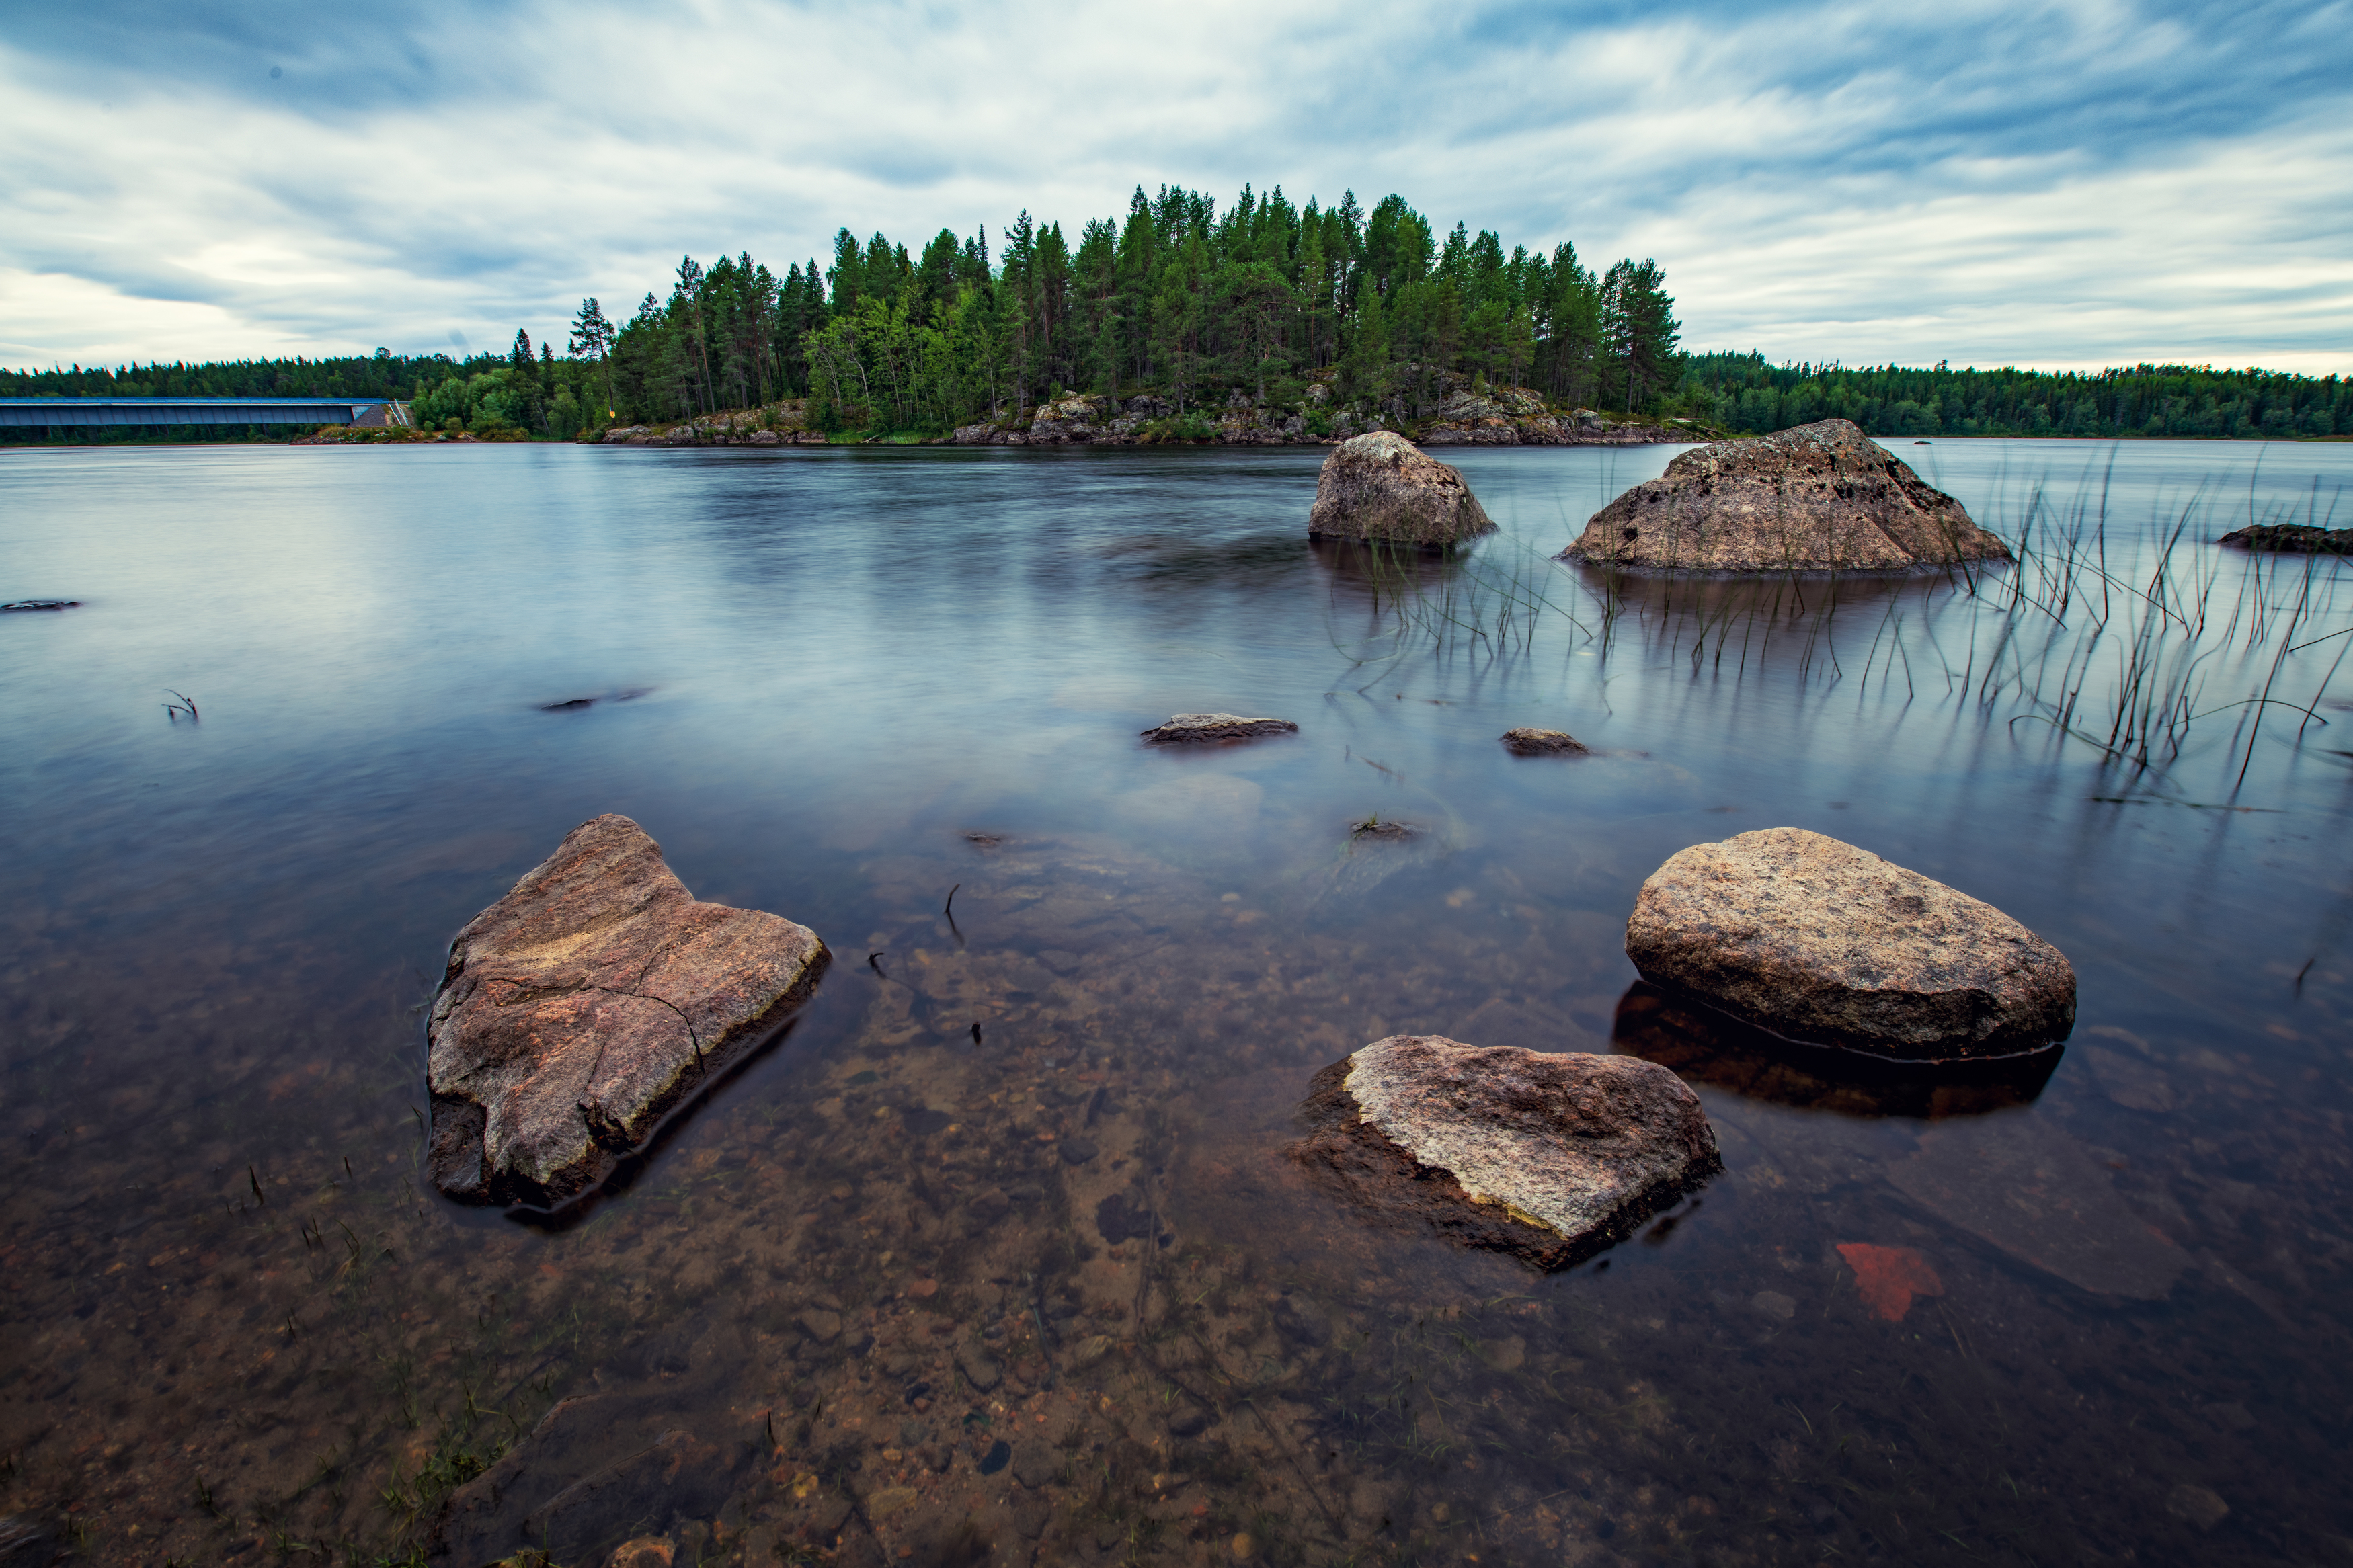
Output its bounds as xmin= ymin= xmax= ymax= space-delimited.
xmin=5 ymin=185 xmax=2346 ymax=444
xmin=1682 ymin=355 xmax=2352 ymax=441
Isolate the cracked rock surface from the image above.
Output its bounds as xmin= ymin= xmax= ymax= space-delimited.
xmin=427 ymin=813 xmax=828 ymax=1205
xmin=1289 ymin=1035 xmax=1721 ymax=1270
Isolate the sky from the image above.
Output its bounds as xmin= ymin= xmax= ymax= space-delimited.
xmin=2 ymin=0 xmax=2348 ymax=376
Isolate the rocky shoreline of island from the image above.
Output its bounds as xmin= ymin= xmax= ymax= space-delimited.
xmin=583 ymin=372 xmax=1699 ymax=450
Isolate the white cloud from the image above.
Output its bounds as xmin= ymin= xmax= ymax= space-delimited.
xmin=2 ymin=0 xmax=2348 ymax=372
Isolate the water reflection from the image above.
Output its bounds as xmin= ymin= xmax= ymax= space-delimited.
xmin=1610 ymin=981 xmax=2063 ymax=1119
xmin=2 ymin=439 xmax=2350 ymax=1567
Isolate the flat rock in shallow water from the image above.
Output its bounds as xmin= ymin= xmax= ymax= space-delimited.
xmin=1139 ymin=712 xmax=1298 ymax=744
xmin=1888 ymin=1115 xmax=2190 ymax=1299
xmin=1561 ymin=418 xmax=2010 ymax=572
xmin=1288 ymin=1035 xmax=1721 ymax=1270
xmin=426 ymin=814 xmax=828 ymax=1206
xmin=1626 ymin=827 xmax=2075 ymax=1061
xmin=1501 ymin=727 xmax=1587 ymax=756
xmin=2218 ymin=523 xmax=2353 ymax=553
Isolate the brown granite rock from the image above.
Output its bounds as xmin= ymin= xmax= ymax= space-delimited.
xmin=1626 ymin=828 xmax=2073 ymax=1061
xmin=1562 ymin=418 xmax=2010 ymax=571
xmin=1288 ymin=1035 xmax=1720 ymax=1269
xmin=1501 ymin=727 xmax=1587 ymax=756
xmin=426 ymin=814 xmax=828 ymax=1206
xmin=1307 ymin=432 xmax=1495 ymax=548
xmin=1138 ymin=713 xmax=1298 ymax=745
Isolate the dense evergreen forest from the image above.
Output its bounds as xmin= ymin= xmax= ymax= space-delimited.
xmin=1677 ymin=354 xmax=2351 ymax=441
xmin=3 ymin=180 xmax=2345 ymax=443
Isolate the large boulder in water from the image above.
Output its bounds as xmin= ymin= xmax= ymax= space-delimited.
xmin=1307 ymin=431 xmax=1495 ymax=548
xmin=1288 ymin=1035 xmax=1721 ymax=1269
xmin=1561 ymin=418 xmax=2010 ymax=571
xmin=1625 ymin=827 xmax=2073 ymax=1061
xmin=426 ymin=814 xmax=829 ymax=1206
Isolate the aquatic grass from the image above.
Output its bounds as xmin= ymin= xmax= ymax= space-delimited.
xmin=1320 ymin=466 xmax=2352 ymax=790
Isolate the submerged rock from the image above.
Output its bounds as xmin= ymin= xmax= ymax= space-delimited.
xmin=426 ymin=814 xmax=829 ymax=1206
xmin=1561 ymin=419 xmax=2011 ymax=572
xmin=1139 ymin=712 xmax=1298 ymax=745
xmin=1288 ymin=1035 xmax=1721 ymax=1270
xmin=1888 ymin=1115 xmax=2190 ymax=1299
xmin=1625 ymin=828 xmax=2075 ymax=1061
xmin=1307 ymin=431 xmax=1496 ymax=548
xmin=432 ymin=1397 xmax=739 ymax=1567
xmin=1500 ymin=727 xmax=1587 ymax=756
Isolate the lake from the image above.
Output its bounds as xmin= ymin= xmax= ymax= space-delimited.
xmin=3 ymin=436 xmax=2350 ymax=1567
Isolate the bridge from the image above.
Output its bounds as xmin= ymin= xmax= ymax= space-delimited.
xmin=0 ymin=397 xmax=410 ymax=428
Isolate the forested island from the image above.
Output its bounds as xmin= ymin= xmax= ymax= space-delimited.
xmin=5 ymin=181 xmax=2348 ymax=444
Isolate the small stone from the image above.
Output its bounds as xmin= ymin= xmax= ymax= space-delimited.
xmin=2165 ymin=1483 xmax=2229 ymax=1530
xmin=797 ymin=1309 xmax=842 ymax=1344
xmin=956 ymin=1343 xmax=1002 ymax=1392
xmin=606 ymin=1538 xmax=676 ymax=1568
xmin=1230 ymin=1532 xmax=1260 ymax=1560
xmin=967 ymin=1186 xmax=1011 ymax=1223
xmin=1478 ymin=1335 xmax=1527 ymax=1371
xmin=2083 ymin=1046 xmax=2176 ymax=1113
xmin=1012 ymin=1444 xmax=1062 ymax=1490
xmin=1751 ymin=1290 xmax=1796 ymax=1321
xmin=1070 ymin=1334 xmax=1114 ymax=1370
xmin=1501 ymin=727 xmax=1587 ymax=756
xmin=1166 ymin=1404 xmax=1213 ymax=1438
xmin=1271 ymin=1294 xmax=1331 ymax=1348
xmin=2202 ymin=1401 xmax=2256 ymax=1433
xmin=1139 ymin=713 xmax=1299 ymax=745
xmin=978 ymin=1438 xmax=1012 ymax=1475
xmin=1058 ymin=1137 xmax=1099 ymax=1165
xmin=906 ymin=1277 xmax=939 ymax=1299
xmin=865 ymin=1485 xmax=918 ymax=1521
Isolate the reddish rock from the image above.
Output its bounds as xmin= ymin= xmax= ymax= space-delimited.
xmin=426 ymin=815 xmax=828 ymax=1206
xmin=1288 ymin=1035 xmax=1720 ymax=1270
xmin=1307 ymin=432 xmax=1495 ymax=548
xmin=1835 ymin=1243 xmax=1944 ymax=1321
xmin=1562 ymin=418 xmax=2010 ymax=571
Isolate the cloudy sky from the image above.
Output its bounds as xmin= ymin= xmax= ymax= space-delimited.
xmin=3 ymin=0 xmax=2348 ymax=374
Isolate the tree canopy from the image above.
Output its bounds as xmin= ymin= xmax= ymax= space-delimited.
xmin=5 ymin=181 xmax=2346 ymax=443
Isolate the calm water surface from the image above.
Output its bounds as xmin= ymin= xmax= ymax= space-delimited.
xmin=3 ymin=439 xmax=2351 ymax=1567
